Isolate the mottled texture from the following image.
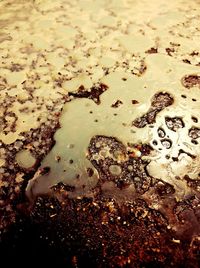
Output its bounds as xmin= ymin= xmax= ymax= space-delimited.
xmin=0 ymin=0 xmax=200 ymax=267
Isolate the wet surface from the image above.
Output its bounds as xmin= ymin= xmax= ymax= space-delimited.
xmin=1 ymin=0 xmax=200 ymax=267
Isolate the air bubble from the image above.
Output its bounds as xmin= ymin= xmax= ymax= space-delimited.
xmin=15 ymin=149 xmax=36 ymax=168
xmin=109 ymin=165 xmax=122 ymax=176
xmin=189 ymin=127 xmax=200 ymax=139
xmin=157 ymin=127 xmax=165 ymax=138
xmin=161 ymin=139 xmax=172 ymax=149
xmin=152 ymin=140 xmax=158 ymax=146
xmin=113 ymin=150 xmax=123 ymax=159
xmin=95 ymin=142 xmax=101 ymax=148
xmin=133 ymin=177 xmax=140 ymax=182
xmin=100 ymin=149 xmax=108 ymax=158
xmin=191 ymin=139 xmax=198 ymax=145
xmin=127 ymin=165 xmax=133 ymax=171
xmin=191 ymin=116 xmax=198 ymax=123
xmin=181 ymin=94 xmax=187 ymax=99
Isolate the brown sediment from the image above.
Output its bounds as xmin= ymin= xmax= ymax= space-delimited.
xmin=1 ymin=0 xmax=200 ymax=267
xmin=165 ymin=116 xmax=185 ymax=132
xmin=68 ymin=83 xmax=108 ymax=105
xmin=181 ymin=75 xmax=200 ymax=89
xmin=133 ymin=92 xmax=174 ymax=128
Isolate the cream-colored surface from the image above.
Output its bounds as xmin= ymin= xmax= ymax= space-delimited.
xmin=27 ymin=54 xmax=200 ymax=199
xmin=15 ymin=149 xmax=36 ymax=168
xmin=0 ymin=1 xmax=200 ymax=202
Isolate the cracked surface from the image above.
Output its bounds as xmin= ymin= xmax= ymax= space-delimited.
xmin=1 ymin=0 xmax=200 ymax=267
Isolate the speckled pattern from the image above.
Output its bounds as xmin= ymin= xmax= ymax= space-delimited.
xmin=0 ymin=0 xmax=200 ymax=267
